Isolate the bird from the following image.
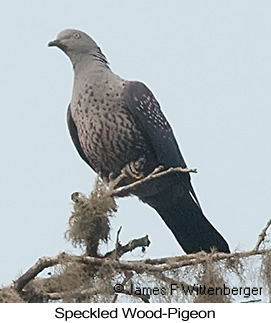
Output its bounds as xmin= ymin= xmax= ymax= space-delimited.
xmin=48 ymin=29 xmax=230 ymax=254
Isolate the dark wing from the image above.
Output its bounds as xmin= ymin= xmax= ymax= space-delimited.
xmin=124 ymin=82 xmax=186 ymax=168
xmin=123 ymin=81 xmax=201 ymax=207
xmin=67 ymin=104 xmax=93 ymax=168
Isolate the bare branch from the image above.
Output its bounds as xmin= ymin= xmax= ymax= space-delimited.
xmin=13 ymin=253 xmax=67 ymax=293
xmin=104 ymin=234 xmax=151 ymax=259
xmin=110 ymin=166 xmax=197 ymax=197
xmin=5 ymin=242 xmax=271 ymax=303
xmin=58 ymin=248 xmax=271 ymax=274
xmin=254 ymin=219 xmax=271 ymax=251
xmin=12 ymin=246 xmax=271 ymax=297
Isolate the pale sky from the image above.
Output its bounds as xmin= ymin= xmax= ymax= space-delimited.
xmin=1 ymin=0 xmax=271 ymax=285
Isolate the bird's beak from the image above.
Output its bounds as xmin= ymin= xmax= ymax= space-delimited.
xmin=48 ymin=39 xmax=67 ymax=52
xmin=48 ymin=39 xmax=60 ymax=47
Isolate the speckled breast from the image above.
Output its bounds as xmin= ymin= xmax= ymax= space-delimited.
xmin=71 ymin=80 xmax=152 ymax=179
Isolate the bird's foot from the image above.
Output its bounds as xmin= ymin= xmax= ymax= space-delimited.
xmin=108 ymin=158 xmax=147 ymax=190
xmin=122 ymin=157 xmax=146 ymax=180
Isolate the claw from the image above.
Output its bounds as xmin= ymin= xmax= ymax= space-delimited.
xmin=108 ymin=157 xmax=147 ymax=189
xmin=122 ymin=157 xmax=146 ymax=179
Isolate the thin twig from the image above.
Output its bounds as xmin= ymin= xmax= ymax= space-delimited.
xmin=104 ymin=234 xmax=150 ymax=259
xmin=254 ymin=219 xmax=271 ymax=251
xmin=110 ymin=166 xmax=197 ymax=197
xmin=113 ymin=226 xmax=123 ymax=256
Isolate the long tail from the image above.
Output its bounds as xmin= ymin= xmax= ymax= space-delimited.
xmin=139 ymin=179 xmax=230 ymax=254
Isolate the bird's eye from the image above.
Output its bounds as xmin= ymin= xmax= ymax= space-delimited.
xmin=73 ymin=32 xmax=81 ymax=39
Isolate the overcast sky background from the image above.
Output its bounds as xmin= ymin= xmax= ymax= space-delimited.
xmin=1 ymin=1 xmax=271 ymax=286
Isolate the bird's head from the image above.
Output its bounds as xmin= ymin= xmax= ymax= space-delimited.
xmin=48 ymin=29 xmax=98 ymax=54
xmin=48 ymin=29 xmax=108 ymax=68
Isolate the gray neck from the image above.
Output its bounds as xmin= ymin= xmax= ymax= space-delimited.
xmin=70 ymin=50 xmax=109 ymax=75
xmin=71 ymin=52 xmax=117 ymax=101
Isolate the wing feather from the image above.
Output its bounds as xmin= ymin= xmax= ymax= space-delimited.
xmin=123 ymin=81 xmax=201 ymax=208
